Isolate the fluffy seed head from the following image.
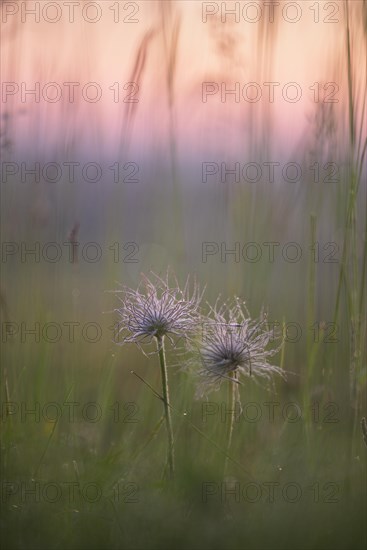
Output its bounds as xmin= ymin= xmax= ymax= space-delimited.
xmin=189 ymin=298 xmax=285 ymax=396
xmin=114 ymin=271 xmax=203 ymax=352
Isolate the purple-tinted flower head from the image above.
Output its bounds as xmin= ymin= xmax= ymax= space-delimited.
xmin=190 ymin=298 xmax=284 ymax=396
xmin=114 ymin=271 xmax=203 ymax=352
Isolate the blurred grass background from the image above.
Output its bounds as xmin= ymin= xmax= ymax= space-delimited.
xmin=1 ymin=1 xmax=366 ymax=548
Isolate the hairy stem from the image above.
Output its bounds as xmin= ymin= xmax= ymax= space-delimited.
xmin=156 ymin=336 xmax=175 ymax=481
xmin=224 ymin=371 xmax=237 ymax=477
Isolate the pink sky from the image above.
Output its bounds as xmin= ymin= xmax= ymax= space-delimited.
xmin=1 ymin=1 xmax=365 ymax=162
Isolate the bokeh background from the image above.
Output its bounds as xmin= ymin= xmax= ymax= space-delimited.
xmin=1 ymin=1 xmax=366 ymax=548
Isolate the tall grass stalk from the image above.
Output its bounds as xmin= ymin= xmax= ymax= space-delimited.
xmin=159 ymin=2 xmax=186 ymax=262
xmin=334 ymin=0 xmax=367 ymax=462
xmin=304 ymin=214 xmax=317 ymax=440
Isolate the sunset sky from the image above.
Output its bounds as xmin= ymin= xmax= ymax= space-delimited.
xmin=1 ymin=1 xmax=365 ymax=163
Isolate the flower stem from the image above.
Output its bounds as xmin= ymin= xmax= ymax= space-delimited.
xmin=224 ymin=371 xmax=237 ymax=478
xmin=156 ymin=336 xmax=175 ymax=481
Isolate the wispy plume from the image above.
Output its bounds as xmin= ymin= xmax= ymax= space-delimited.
xmin=114 ymin=270 xmax=203 ymax=352
xmin=189 ymin=298 xmax=285 ymax=398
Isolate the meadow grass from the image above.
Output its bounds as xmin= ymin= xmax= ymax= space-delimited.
xmin=1 ymin=1 xmax=366 ymax=548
